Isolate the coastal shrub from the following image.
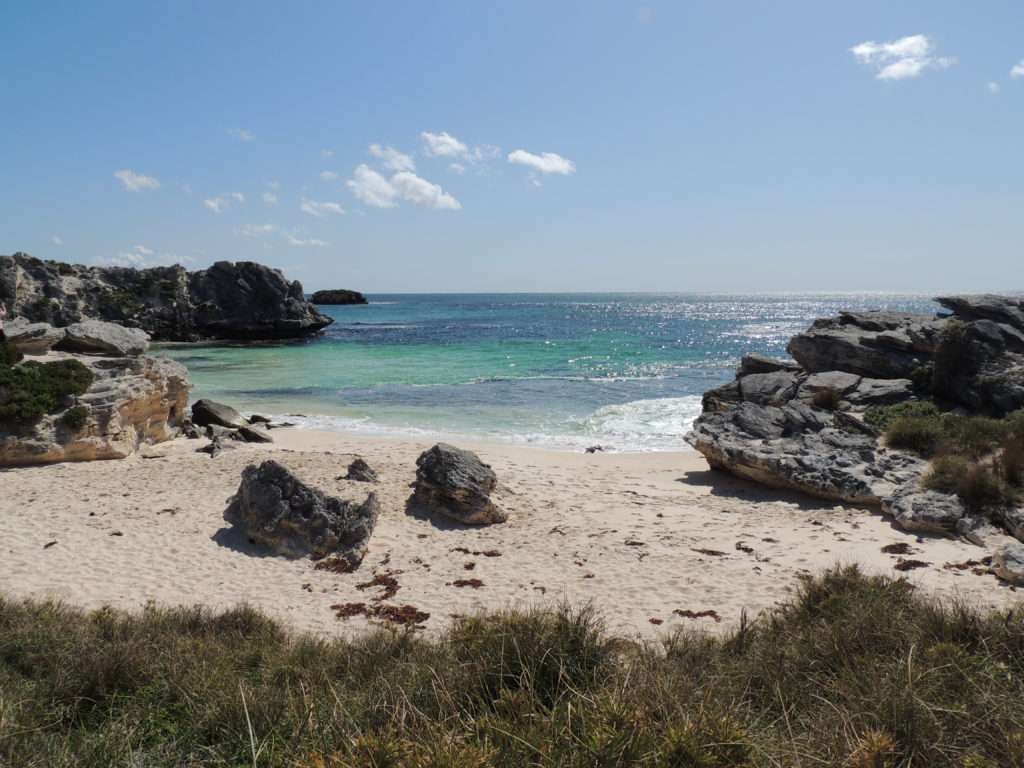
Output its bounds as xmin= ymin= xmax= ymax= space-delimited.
xmin=885 ymin=413 xmax=946 ymax=455
xmin=3 ymin=567 xmax=1024 ymax=767
xmin=57 ymin=262 xmax=74 ymax=276
xmin=923 ymin=455 xmax=1018 ymax=512
xmin=0 ymin=342 xmax=24 ymax=365
xmin=999 ymin=434 xmax=1024 ymax=487
xmin=863 ymin=399 xmax=940 ymax=432
xmin=810 ymin=384 xmax=843 ymax=410
xmin=0 ymin=359 xmax=94 ymax=423
xmin=60 ymin=404 xmax=88 ymax=431
xmin=932 ymin=319 xmax=973 ymax=396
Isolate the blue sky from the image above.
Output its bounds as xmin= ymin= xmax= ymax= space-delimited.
xmin=1 ymin=1 xmax=1022 ymax=293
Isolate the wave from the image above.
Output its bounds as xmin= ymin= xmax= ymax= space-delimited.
xmin=250 ymin=394 xmax=703 ymax=453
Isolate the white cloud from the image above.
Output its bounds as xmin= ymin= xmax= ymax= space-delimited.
xmin=849 ymin=34 xmax=955 ymax=80
xmin=114 ymin=169 xmax=161 ymax=192
xmin=267 ymin=180 xmax=279 ymax=188
xmin=420 ymin=131 xmax=468 ymax=157
xmin=320 ymin=171 xmax=340 ymax=181
xmin=369 ymin=143 xmax=416 ymax=171
xmin=449 ymin=163 xmax=467 ymax=175
xmin=236 ymin=223 xmax=327 ymax=247
xmin=507 ymin=149 xmax=576 ymax=175
xmin=988 ymin=82 xmax=1000 ymax=93
xmin=347 ymin=164 xmax=398 ymax=208
xmin=51 ymin=236 xmax=63 ymax=246
xmin=204 ymin=196 xmax=228 ymax=213
xmin=181 ymin=183 xmax=192 ymax=194
xmin=92 ymin=245 xmax=193 ymax=268
xmin=231 ymin=192 xmax=244 ymax=202
xmin=262 ymin=192 xmax=278 ymax=203
xmin=300 ymin=198 xmax=346 ymax=216
xmin=322 ymin=149 xmax=333 ymax=158
xmin=1012 ymin=59 xmax=1024 ymax=79
xmin=391 ymin=172 xmax=461 ymax=209
xmin=226 ymin=127 xmax=254 ymax=141
xmin=346 ymin=164 xmax=461 ymax=210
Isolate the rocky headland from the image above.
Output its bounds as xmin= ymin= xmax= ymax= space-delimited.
xmin=0 ymin=252 xmax=333 ymax=341
xmin=311 ymin=288 xmax=368 ymax=305
xmin=688 ymin=294 xmax=1024 ymax=581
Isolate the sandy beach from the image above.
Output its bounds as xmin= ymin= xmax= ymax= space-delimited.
xmin=1 ymin=429 xmax=1017 ymax=639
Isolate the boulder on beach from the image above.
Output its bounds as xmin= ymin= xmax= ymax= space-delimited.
xmin=224 ymin=460 xmax=380 ymax=563
xmin=4 ymin=318 xmax=65 ymax=354
xmin=191 ymin=398 xmax=246 ymax=429
xmin=344 ymin=457 xmax=379 ymax=482
xmin=413 ymin=443 xmax=506 ymax=525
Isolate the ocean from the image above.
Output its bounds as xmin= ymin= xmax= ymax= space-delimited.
xmin=156 ymin=292 xmax=942 ymax=451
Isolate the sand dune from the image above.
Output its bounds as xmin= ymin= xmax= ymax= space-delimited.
xmin=1 ymin=429 xmax=1017 ymax=639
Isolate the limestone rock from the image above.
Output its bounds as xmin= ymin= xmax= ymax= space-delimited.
xmin=738 ymin=371 xmax=798 ymax=406
xmin=0 ymin=353 xmax=191 ymax=466
xmin=191 ymin=399 xmax=246 ymax=429
xmin=993 ymin=542 xmax=1024 ymax=585
xmin=56 ymin=320 xmax=150 ymax=356
xmin=795 ymin=371 xmax=862 ymax=404
xmin=344 ymin=457 xmax=379 ymax=482
xmin=224 ymin=460 xmax=379 ymax=563
xmin=236 ymin=425 xmax=273 ymax=443
xmin=737 ymin=353 xmax=800 ymax=377
xmin=881 ymin=482 xmax=967 ymax=534
xmin=413 ymin=443 xmax=507 ymax=524
xmin=687 ymin=402 xmax=925 ymax=505
xmin=4 ymin=318 xmax=64 ymax=353
xmin=0 ymin=252 xmax=333 ymax=341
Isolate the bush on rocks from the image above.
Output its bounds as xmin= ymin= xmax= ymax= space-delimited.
xmin=0 ymin=358 xmax=93 ymax=423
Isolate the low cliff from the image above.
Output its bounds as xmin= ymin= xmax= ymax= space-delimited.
xmin=688 ymin=294 xmax=1024 ymax=571
xmin=0 ymin=253 xmax=333 ymax=341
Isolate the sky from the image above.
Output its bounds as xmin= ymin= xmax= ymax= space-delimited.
xmin=1 ymin=1 xmax=1023 ymax=293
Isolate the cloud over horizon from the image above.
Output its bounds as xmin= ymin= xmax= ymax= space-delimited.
xmin=114 ymin=169 xmax=161 ymax=192
xmin=850 ymin=34 xmax=955 ymax=80
xmin=236 ymin=223 xmax=327 ymax=247
xmin=1012 ymin=59 xmax=1024 ymax=79
xmin=226 ymin=127 xmax=255 ymax=141
xmin=92 ymin=244 xmax=192 ymax=268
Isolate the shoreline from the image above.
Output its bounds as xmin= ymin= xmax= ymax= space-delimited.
xmin=1 ymin=426 xmax=1017 ymax=639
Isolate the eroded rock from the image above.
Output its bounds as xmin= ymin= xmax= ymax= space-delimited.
xmin=344 ymin=458 xmax=379 ymax=482
xmin=192 ymin=399 xmax=246 ymax=429
xmin=224 ymin=460 xmax=379 ymax=563
xmin=56 ymin=320 xmax=150 ymax=356
xmin=413 ymin=443 xmax=507 ymax=524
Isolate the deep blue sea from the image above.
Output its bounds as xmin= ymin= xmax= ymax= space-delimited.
xmin=157 ymin=293 xmax=943 ymax=451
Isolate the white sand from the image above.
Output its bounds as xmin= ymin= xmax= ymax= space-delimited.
xmin=1 ymin=429 xmax=1017 ymax=639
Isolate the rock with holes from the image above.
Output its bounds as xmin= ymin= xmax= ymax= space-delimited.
xmin=224 ymin=460 xmax=379 ymax=563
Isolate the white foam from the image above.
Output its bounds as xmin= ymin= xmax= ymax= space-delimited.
xmin=253 ymin=394 xmax=703 ymax=453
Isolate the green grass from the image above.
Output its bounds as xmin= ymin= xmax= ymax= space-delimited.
xmin=2 ymin=566 xmax=1024 ymax=767
xmin=865 ymin=401 xmax=1024 ymax=461
xmin=0 ymin=358 xmax=94 ymax=423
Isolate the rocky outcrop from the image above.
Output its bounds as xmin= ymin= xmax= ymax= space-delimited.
xmin=0 ymin=353 xmax=191 ymax=466
xmin=688 ymin=294 xmax=1024 ymax=565
xmin=311 ymin=289 xmax=368 ymax=305
xmin=224 ymin=460 xmax=379 ymax=564
xmin=0 ymin=252 xmax=333 ymax=341
xmin=413 ymin=443 xmax=507 ymax=525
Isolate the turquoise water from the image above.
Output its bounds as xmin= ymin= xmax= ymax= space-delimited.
xmin=157 ymin=293 xmax=942 ymax=451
